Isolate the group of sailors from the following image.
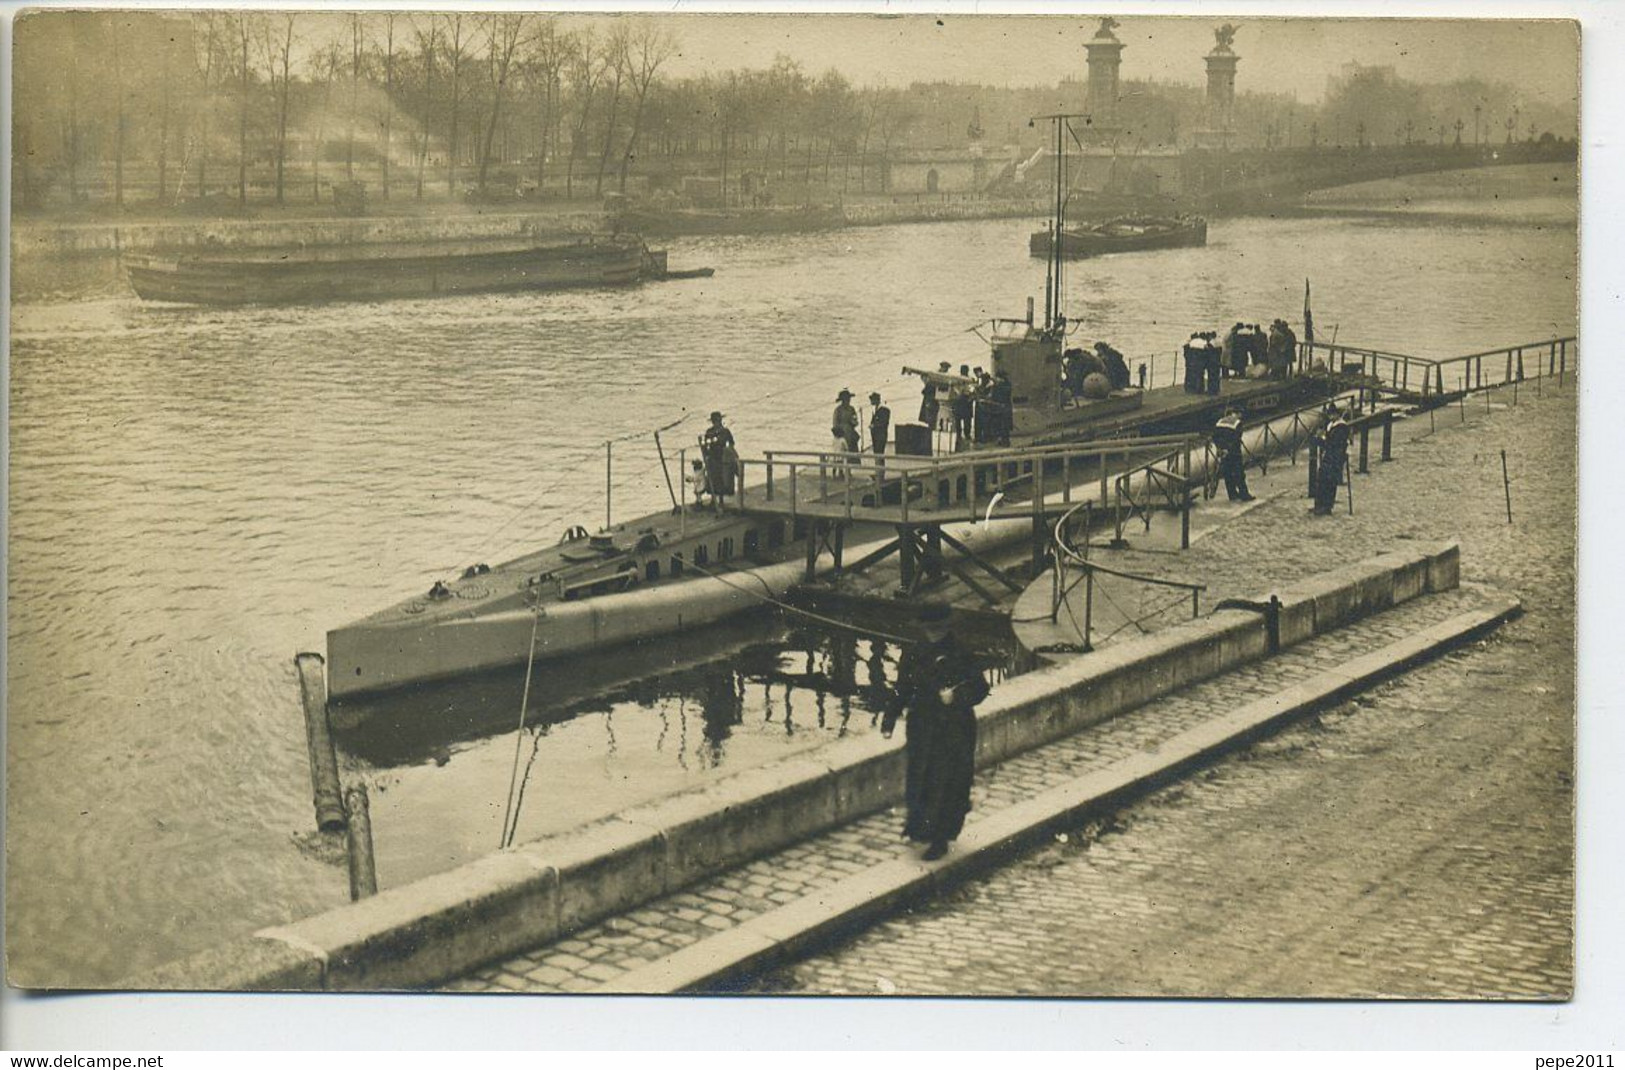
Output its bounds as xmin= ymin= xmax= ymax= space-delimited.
xmin=916 ymin=364 xmax=1015 ymax=451
xmin=1183 ymin=319 xmax=1299 ymax=394
xmin=1062 ymin=342 xmax=1133 ymax=401
xmin=1209 ymin=398 xmax=1358 ymax=516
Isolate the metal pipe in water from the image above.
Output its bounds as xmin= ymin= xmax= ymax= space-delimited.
xmin=345 ymin=785 xmax=378 ymax=900
xmin=295 ymin=653 xmax=345 ymax=833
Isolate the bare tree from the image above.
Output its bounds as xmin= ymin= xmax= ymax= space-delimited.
xmin=563 ymin=28 xmax=602 ymax=198
xmin=236 ymin=11 xmax=251 ymax=208
xmin=345 ymin=14 xmax=365 ymax=181
xmin=616 ymin=22 xmax=676 ymax=192
xmin=191 ymin=12 xmax=221 ymax=199
xmin=377 ymin=14 xmax=396 ymax=200
xmin=593 ymin=23 xmax=630 ymax=196
xmin=441 ymin=13 xmax=468 ymax=196
xmin=155 ymin=27 xmax=175 ymax=205
xmin=476 ymin=13 xmax=527 ymax=193
xmin=261 ymin=14 xmax=297 ymax=205
xmin=110 ymin=19 xmax=126 ymax=207
xmin=527 ymin=19 xmax=571 ymax=194
xmin=410 ymin=15 xmax=437 ymax=199
xmin=310 ymin=42 xmax=343 ymax=203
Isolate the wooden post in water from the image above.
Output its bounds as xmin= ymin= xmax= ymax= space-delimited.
xmin=1501 ymin=449 xmax=1513 ymax=524
xmin=295 ymin=653 xmax=345 ymax=834
xmin=604 ymin=440 xmax=613 ymax=531
xmin=344 ymin=785 xmax=378 ymax=901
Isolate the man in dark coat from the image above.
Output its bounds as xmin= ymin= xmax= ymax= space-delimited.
xmin=990 ymin=370 xmax=1014 ymax=445
xmin=1213 ymin=407 xmax=1254 ymax=502
xmin=1267 ymin=319 xmax=1298 ymax=379
xmin=882 ymin=604 xmax=989 ymax=861
xmin=1182 ymin=333 xmax=1206 ymax=394
xmin=1312 ymin=404 xmax=1352 ymax=515
xmin=952 ymin=366 xmax=975 ymax=449
xmin=868 ymin=392 xmax=891 ymax=455
xmin=1095 ymin=341 xmax=1131 ymax=390
xmin=1223 ymin=322 xmax=1246 ymax=378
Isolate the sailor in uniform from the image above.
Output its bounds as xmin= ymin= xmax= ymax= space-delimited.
xmin=1213 ymin=407 xmax=1254 ymax=502
xmin=1312 ymin=405 xmax=1353 ymax=515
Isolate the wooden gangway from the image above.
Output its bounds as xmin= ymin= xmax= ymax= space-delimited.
xmin=729 ymin=435 xmax=1206 ymax=601
xmin=733 ymin=434 xmax=1200 ymax=528
xmin=1304 ymin=335 xmax=1576 ymax=405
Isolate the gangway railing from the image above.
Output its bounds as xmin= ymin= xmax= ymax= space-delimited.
xmin=1301 ymin=335 xmax=1575 ymax=406
xmin=1426 ymin=336 xmax=1576 ymax=399
xmin=1046 ymin=500 xmax=1206 ymax=653
xmin=1111 ymin=441 xmax=1198 ymax=549
xmin=1195 ymin=388 xmax=1366 ymax=499
xmin=734 ymin=433 xmax=1204 ymax=526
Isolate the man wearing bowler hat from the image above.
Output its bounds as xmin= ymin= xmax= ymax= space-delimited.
xmin=868 ymin=391 xmax=891 ymax=455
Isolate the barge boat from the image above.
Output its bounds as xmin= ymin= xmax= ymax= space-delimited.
xmin=1030 ymin=214 xmax=1208 ymax=259
xmin=125 ymin=233 xmax=683 ymax=305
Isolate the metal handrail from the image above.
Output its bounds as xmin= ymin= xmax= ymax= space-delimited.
xmin=1046 ymin=499 xmax=1206 ymax=652
xmin=740 ymin=435 xmax=1203 ymax=524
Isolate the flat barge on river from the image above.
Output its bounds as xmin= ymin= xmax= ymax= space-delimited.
xmin=124 ymin=233 xmax=685 ymax=305
xmin=1029 ymin=215 xmax=1209 ymax=259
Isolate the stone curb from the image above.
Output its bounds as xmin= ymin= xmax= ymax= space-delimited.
xmin=598 ymin=596 xmax=1522 ymax=994
xmin=127 ymin=542 xmax=1461 ymax=991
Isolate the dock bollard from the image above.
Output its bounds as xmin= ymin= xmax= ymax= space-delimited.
xmin=345 ymin=785 xmax=379 ymax=901
xmin=295 ymin=653 xmax=346 ymax=834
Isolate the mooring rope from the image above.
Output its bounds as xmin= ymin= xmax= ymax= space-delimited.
xmin=498 ymin=601 xmax=546 ymax=850
xmin=503 ymin=724 xmax=548 ymax=850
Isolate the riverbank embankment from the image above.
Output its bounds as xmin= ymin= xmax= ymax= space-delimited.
xmin=132 ymin=538 xmax=1474 ymax=991
xmin=763 ymin=377 xmax=1576 ymax=998
xmin=8 ymin=196 xmax=1045 ymax=299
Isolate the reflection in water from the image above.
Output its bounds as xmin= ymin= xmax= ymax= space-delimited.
xmin=329 ymin=607 xmax=1031 ymax=889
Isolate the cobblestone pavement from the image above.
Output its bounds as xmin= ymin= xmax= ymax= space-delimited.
xmin=753 ymin=382 xmax=1575 ymax=997
xmin=449 ymin=581 xmax=1498 ymax=994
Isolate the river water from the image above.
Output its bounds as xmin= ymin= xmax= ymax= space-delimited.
xmin=5 ymin=165 xmax=1576 ymax=986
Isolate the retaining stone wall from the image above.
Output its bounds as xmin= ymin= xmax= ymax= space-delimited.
xmin=132 ymin=541 xmax=1459 ymax=991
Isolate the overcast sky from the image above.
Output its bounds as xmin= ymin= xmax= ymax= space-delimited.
xmin=631 ymin=14 xmax=1578 ymax=102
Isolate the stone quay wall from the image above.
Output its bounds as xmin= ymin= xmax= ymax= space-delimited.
xmin=133 ymin=542 xmax=1461 ymax=991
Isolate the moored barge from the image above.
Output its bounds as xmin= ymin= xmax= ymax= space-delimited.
xmin=125 ymin=233 xmax=671 ymax=305
xmin=1030 ymin=214 xmax=1208 ymax=259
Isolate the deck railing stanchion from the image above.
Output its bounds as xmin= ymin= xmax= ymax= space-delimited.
xmin=1082 ymin=568 xmax=1094 ymax=652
